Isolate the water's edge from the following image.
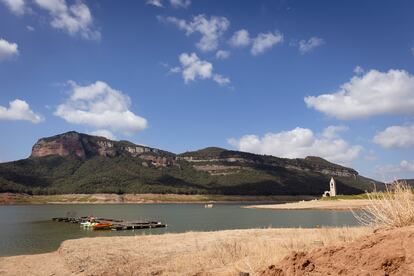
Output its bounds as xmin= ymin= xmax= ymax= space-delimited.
xmin=0 ymin=203 xmax=359 ymax=257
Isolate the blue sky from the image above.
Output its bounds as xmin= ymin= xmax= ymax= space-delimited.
xmin=0 ymin=0 xmax=414 ymax=181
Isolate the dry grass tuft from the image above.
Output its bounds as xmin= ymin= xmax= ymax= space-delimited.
xmin=353 ymin=181 xmax=414 ymax=228
xmin=162 ymin=227 xmax=369 ymax=275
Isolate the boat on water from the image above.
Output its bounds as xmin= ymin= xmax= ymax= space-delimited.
xmin=92 ymin=222 xmax=113 ymax=230
xmin=80 ymin=216 xmax=97 ymax=228
xmin=204 ymin=203 xmax=214 ymax=208
xmin=80 ymin=221 xmax=96 ymax=228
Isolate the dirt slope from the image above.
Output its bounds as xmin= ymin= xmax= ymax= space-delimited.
xmin=260 ymin=226 xmax=414 ymax=276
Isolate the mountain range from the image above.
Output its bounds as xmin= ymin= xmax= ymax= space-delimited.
xmin=0 ymin=131 xmax=383 ymax=195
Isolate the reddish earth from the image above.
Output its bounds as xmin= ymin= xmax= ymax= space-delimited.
xmin=260 ymin=226 xmax=414 ymax=276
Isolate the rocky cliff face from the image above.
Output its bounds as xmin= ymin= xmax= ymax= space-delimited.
xmin=31 ymin=132 xmax=87 ymax=159
xmin=30 ymin=131 xmax=175 ymax=167
xmin=179 ymin=148 xmax=358 ymax=178
xmin=30 ymin=132 xmax=359 ymax=177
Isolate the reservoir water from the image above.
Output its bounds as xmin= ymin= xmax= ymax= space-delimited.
xmin=0 ymin=203 xmax=360 ymax=256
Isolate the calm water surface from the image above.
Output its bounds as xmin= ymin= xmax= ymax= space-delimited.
xmin=0 ymin=203 xmax=360 ymax=256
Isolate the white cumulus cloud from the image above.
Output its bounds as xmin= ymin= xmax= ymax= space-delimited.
xmin=170 ymin=0 xmax=191 ymax=8
xmin=55 ymin=81 xmax=148 ymax=134
xmin=146 ymin=0 xmax=163 ymax=7
xmin=0 ymin=0 xmax=26 ymax=15
xmin=229 ymin=29 xmax=250 ymax=47
xmin=228 ymin=126 xmax=361 ymax=164
xmin=35 ymin=0 xmax=100 ymax=40
xmin=179 ymin=52 xmax=212 ymax=82
xmin=0 ymin=99 xmax=44 ymax=123
xmin=377 ymin=160 xmax=414 ymax=175
xmin=251 ymin=31 xmax=284 ymax=56
xmin=353 ymin=65 xmax=364 ymax=75
xmin=213 ymin=74 xmax=231 ymax=86
xmin=373 ymin=125 xmax=414 ymax=149
xmin=298 ymin=36 xmax=325 ymax=54
xmin=177 ymin=52 xmax=230 ymax=86
xmin=376 ymin=160 xmax=414 ymax=182
xmin=169 ymin=66 xmax=181 ymax=74
xmin=159 ymin=14 xmax=230 ymax=52
xmin=322 ymin=125 xmax=349 ymax=139
xmin=215 ymin=50 xmax=230 ymax=59
xmin=89 ymin=129 xmax=116 ymax=140
xmin=0 ymin=38 xmax=19 ymax=61
xmin=305 ymin=69 xmax=414 ymax=120
xmin=398 ymin=160 xmax=414 ymax=172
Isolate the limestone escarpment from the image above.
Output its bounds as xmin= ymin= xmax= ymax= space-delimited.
xmin=30 ymin=131 xmax=175 ymax=167
xmin=31 ymin=132 xmax=87 ymax=159
xmin=30 ymin=134 xmax=357 ymax=178
xmin=178 ymin=148 xmax=358 ymax=178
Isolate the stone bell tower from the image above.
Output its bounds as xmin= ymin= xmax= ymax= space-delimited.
xmin=329 ymin=177 xmax=337 ymax=197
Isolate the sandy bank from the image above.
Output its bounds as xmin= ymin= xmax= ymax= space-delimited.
xmin=0 ymin=227 xmax=369 ymax=276
xmin=246 ymin=199 xmax=373 ymax=210
xmin=0 ymin=193 xmax=315 ymax=205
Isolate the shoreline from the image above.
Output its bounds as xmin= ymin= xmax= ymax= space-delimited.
xmin=0 ymin=192 xmax=316 ymax=205
xmin=0 ymin=226 xmax=370 ymax=275
xmin=0 ymin=193 xmax=373 ymax=211
xmin=246 ymin=198 xmax=373 ymax=210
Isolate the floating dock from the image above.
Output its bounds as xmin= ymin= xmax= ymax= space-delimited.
xmin=52 ymin=216 xmax=167 ymax=231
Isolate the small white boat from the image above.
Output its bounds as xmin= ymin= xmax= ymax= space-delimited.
xmin=204 ymin=203 xmax=214 ymax=208
xmin=80 ymin=219 xmax=97 ymax=228
xmin=80 ymin=221 xmax=92 ymax=227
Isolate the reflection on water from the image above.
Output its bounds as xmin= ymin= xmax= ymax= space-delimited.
xmin=0 ymin=203 xmax=360 ymax=256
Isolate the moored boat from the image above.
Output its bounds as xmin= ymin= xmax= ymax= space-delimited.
xmin=80 ymin=217 xmax=97 ymax=228
xmin=80 ymin=221 xmax=96 ymax=228
xmin=92 ymin=222 xmax=113 ymax=230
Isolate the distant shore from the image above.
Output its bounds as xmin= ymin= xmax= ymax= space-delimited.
xmin=246 ymin=198 xmax=373 ymax=210
xmin=0 ymin=192 xmax=316 ymax=205
xmin=0 ymin=227 xmax=370 ymax=275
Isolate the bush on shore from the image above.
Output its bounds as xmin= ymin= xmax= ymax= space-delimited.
xmin=354 ymin=181 xmax=414 ymax=228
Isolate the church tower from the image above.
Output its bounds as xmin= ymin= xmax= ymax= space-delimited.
xmin=329 ymin=177 xmax=337 ymax=197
